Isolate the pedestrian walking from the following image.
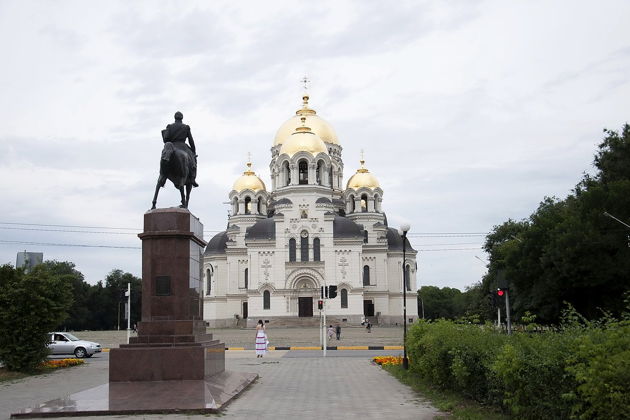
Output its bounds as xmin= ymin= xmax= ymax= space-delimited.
xmin=327 ymin=324 xmax=334 ymax=340
xmin=255 ymin=319 xmax=267 ymax=358
xmin=335 ymin=324 xmax=341 ymax=340
xmin=366 ymin=321 xmax=372 ymax=333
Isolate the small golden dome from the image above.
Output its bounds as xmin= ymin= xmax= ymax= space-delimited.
xmin=232 ymin=161 xmax=266 ymax=192
xmin=347 ymin=159 xmax=380 ymax=189
xmin=273 ymin=94 xmax=339 ymax=146
xmin=279 ymin=117 xmax=329 ymax=157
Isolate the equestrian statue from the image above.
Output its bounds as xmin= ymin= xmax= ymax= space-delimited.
xmin=151 ymin=111 xmax=199 ymax=209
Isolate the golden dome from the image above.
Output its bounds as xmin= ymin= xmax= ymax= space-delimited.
xmin=273 ymin=94 xmax=339 ymax=146
xmin=347 ymin=159 xmax=380 ymax=190
xmin=232 ymin=162 xmax=266 ymax=192
xmin=279 ymin=117 xmax=329 ymax=157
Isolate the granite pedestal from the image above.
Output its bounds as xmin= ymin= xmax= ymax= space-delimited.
xmin=110 ymin=208 xmax=224 ymax=381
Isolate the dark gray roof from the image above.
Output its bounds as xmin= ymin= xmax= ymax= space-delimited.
xmin=386 ymin=227 xmax=415 ymax=251
xmin=316 ymin=197 xmax=332 ymax=204
xmin=274 ymin=198 xmax=292 ymax=205
xmin=373 ymin=222 xmax=386 ymax=228
xmin=332 ymin=198 xmax=345 ymax=208
xmin=245 ymin=218 xmax=276 ymax=241
xmin=333 ymin=215 xmax=363 ymax=239
xmin=204 ymin=231 xmax=228 ymax=256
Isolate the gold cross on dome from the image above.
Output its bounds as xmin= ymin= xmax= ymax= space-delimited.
xmin=300 ymin=75 xmax=310 ymax=92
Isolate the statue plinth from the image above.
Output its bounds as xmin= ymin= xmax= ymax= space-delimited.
xmin=109 ymin=208 xmax=225 ymax=381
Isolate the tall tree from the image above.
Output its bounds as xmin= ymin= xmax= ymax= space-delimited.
xmin=0 ymin=264 xmax=72 ymax=372
xmin=482 ymin=125 xmax=630 ymax=323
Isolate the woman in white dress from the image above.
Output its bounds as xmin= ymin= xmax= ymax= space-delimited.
xmin=255 ymin=319 xmax=267 ymax=358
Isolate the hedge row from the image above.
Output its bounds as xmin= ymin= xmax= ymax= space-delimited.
xmin=406 ymin=312 xmax=629 ymax=419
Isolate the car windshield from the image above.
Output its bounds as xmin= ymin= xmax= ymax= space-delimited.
xmin=63 ymin=333 xmax=80 ymax=341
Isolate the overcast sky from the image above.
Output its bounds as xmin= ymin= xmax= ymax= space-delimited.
xmin=1 ymin=0 xmax=628 ymax=291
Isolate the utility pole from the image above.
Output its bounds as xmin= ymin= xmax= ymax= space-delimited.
xmin=126 ymin=283 xmax=131 ymax=344
xmin=505 ymin=289 xmax=512 ymax=335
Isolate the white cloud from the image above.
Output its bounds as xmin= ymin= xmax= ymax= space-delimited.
xmin=0 ymin=0 xmax=628 ymax=289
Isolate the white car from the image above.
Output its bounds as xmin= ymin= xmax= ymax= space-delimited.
xmin=47 ymin=332 xmax=102 ymax=358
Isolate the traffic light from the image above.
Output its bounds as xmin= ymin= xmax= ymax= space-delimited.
xmin=497 ymin=288 xmax=508 ymax=297
xmin=318 ymin=300 xmax=323 ymax=310
xmin=328 ymin=285 xmax=338 ymax=299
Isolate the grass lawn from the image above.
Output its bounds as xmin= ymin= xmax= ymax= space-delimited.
xmin=0 ymin=367 xmax=31 ymax=383
xmin=0 ymin=359 xmax=84 ymax=383
xmin=382 ymin=364 xmax=508 ymax=420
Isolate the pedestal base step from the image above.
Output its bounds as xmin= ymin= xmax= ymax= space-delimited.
xmin=11 ymin=371 xmax=258 ymax=418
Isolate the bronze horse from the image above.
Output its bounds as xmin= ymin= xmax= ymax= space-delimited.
xmin=151 ymin=113 xmax=198 ymax=209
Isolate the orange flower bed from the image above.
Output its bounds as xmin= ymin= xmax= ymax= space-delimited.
xmin=40 ymin=358 xmax=85 ymax=369
xmin=373 ymin=356 xmax=404 ymax=366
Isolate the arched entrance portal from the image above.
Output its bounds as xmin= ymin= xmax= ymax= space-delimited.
xmin=295 ymin=277 xmax=316 ymax=317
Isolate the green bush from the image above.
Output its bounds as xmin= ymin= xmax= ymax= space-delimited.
xmin=491 ymin=332 xmax=576 ymax=418
xmin=0 ymin=264 xmax=72 ymax=372
xmin=565 ymin=320 xmax=630 ymax=419
xmin=406 ymin=311 xmax=630 ymax=419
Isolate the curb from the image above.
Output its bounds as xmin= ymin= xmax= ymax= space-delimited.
xmin=103 ymin=346 xmax=403 ymax=351
xmin=226 ymin=345 xmax=403 ymax=351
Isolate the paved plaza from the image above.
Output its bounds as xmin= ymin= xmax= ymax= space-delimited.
xmin=78 ymin=325 xmax=406 ymax=350
xmin=0 ymin=348 xmax=443 ymax=420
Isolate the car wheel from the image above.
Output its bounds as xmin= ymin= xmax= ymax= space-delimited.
xmin=86 ymin=354 xmax=93 ymax=358
xmin=74 ymin=347 xmax=87 ymax=358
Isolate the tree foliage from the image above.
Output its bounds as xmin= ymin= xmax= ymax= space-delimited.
xmin=0 ymin=264 xmax=72 ymax=372
xmin=481 ymin=124 xmax=630 ymax=323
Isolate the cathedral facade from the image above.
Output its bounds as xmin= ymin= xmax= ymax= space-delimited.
xmin=202 ymin=93 xmax=418 ymax=327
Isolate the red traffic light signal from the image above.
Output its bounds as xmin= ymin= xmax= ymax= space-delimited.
xmin=497 ymin=289 xmax=504 ymax=297
xmin=318 ymin=300 xmax=323 ymax=310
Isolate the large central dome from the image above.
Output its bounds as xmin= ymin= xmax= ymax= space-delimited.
xmin=273 ymin=93 xmax=339 ymax=146
xmin=279 ymin=117 xmax=328 ymax=157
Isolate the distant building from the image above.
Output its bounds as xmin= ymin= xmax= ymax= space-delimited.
xmin=16 ymin=251 xmax=43 ymax=273
xmin=203 ymin=93 xmax=418 ymax=327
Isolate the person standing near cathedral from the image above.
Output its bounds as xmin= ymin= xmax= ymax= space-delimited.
xmin=255 ymin=319 xmax=267 ymax=358
xmin=335 ymin=324 xmax=341 ymax=340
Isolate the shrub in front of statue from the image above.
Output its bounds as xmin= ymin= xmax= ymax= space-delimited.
xmin=405 ymin=305 xmax=630 ymax=419
xmin=0 ymin=264 xmax=72 ymax=372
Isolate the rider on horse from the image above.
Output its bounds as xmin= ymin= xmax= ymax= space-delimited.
xmin=162 ymin=111 xmax=199 ymax=188
xmin=151 ymin=111 xmax=199 ymax=209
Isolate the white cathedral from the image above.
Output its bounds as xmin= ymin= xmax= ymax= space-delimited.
xmin=202 ymin=93 xmax=418 ymax=327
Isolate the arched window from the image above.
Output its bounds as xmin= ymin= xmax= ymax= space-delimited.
xmin=341 ymin=288 xmax=348 ymax=308
xmin=298 ymin=159 xmax=308 ymax=184
xmin=313 ymin=238 xmax=320 ymax=261
xmin=206 ymin=267 xmax=213 ymax=295
xmin=363 ymin=265 xmax=370 ymax=286
xmin=257 ymin=197 xmax=262 ymax=214
xmin=405 ymin=264 xmax=411 ymax=291
xmin=244 ymin=196 xmax=252 ymax=214
xmin=263 ymin=290 xmax=270 ymax=310
xmin=361 ymin=194 xmax=368 ymax=212
xmin=289 ymin=238 xmax=296 ymax=262
xmin=244 ymin=268 xmax=248 ymax=289
xmin=283 ymin=161 xmax=291 ymax=186
xmin=363 ymin=230 xmax=368 ymax=243
xmin=316 ymin=160 xmax=324 ymax=185
xmin=349 ymin=195 xmax=355 ymax=213
xmin=329 ymin=167 xmax=333 ymax=187
xmin=300 ymin=231 xmax=309 ymax=262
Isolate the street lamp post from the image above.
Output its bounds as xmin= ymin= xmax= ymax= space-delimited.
xmin=398 ymin=223 xmax=411 ymax=370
